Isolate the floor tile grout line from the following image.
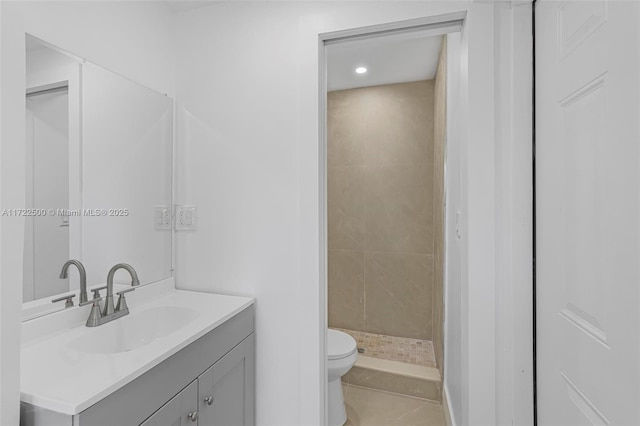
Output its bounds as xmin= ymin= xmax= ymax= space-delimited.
xmin=343 ymin=383 xmax=444 ymax=405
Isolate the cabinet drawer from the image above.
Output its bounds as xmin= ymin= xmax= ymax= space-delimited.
xmin=141 ymin=381 xmax=198 ymax=426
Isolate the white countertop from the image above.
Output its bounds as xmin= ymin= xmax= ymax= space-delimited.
xmin=20 ymin=284 xmax=254 ymax=415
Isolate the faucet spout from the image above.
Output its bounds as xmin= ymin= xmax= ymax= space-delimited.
xmin=60 ymin=260 xmax=88 ymax=304
xmin=104 ymin=263 xmax=140 ymax=316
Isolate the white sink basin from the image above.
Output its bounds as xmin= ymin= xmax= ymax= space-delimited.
xmin=69 ymin=306 xmax=198 ymax=354
xmin=21 ymin=286 xmax=254 ymax=415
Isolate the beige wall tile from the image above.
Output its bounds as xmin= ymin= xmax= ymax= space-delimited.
xmin=328 ymin=165 xmax=365 ymax=250
xmin=328 ymin=250 xmax=365 ymax=330
xmin=364 ymin=81 xmax=434 ymax=167
xmin=328 ymin=79 xmax=444 ymax=359
xmin=364 ymin=163 xmax=434 ymax=254
xmin=364 ymin=252 xmax=433 ymax=340
xmin=328 ymin=91 xmax=367 ymax=166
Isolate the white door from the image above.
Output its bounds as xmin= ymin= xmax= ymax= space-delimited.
xmin=536 ymin=1 xmax=640 ymax=424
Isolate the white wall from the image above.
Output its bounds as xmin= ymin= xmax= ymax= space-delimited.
xmin=444 ymin=5 xmax=533 ymax=425
xmin=0 ymin=4 xmax=26 ymax=424
xmin=19 ymin=1 xmax=176 ymax=97
xmin=430 ymin=4 xmax=534 ymax=425
xmin=173 ymin=2 xmax=531 ymax=425
xmin=0 ymin=1 xmax=175 ymax=423
xmin=465 ymin=5 xmax=498 ymax=423
xmin=493 ymin=3 xmax=534 ymax=425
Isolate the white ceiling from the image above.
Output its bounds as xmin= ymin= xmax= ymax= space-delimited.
xmin=327 ymin=34 xmax=442 ymax=92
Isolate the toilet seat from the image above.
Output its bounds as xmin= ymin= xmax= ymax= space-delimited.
xmin=328 ymin=329 xmax=357 ymax=360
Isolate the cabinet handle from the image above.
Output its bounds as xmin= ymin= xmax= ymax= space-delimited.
xmin=188 ymin=411 xmax=198 ymax=422
xmin=204 ymin=396 xmax=214 ymax=406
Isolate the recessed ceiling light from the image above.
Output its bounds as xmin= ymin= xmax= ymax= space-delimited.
xmin=355 ymin=67 xmax=367 ymax=74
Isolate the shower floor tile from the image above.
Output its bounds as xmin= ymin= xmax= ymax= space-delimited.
xmin=333 ymin=328 xmax=436 ymax=368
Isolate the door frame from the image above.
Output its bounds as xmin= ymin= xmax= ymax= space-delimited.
xmin=317 ymin=4 xmax=534 ymax=425
xmin=318 ymin=11 xmax=464 ymax=423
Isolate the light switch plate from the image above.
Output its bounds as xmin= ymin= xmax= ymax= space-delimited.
xmin=154 ymin=206 xmax=171 ymax=230
xmin=175 ymin=205 xmax=198 ymax=231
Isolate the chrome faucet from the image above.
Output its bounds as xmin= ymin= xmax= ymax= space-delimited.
xmin=103 ymin=263 xmax=140 ymax=316
xmin=59 ymin=260 xmax=88 ymax=304
xmin=80 ymin=263 xmax=140 ymax=327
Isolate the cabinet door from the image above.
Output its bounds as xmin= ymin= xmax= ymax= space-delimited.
xmin=140 ymin=380 xmax=199 ymax=426
xmin=198 ymin=335 xmax=255 ymax=426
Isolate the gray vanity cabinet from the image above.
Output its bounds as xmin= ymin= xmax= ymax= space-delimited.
xmin=141 ymin=334 xmax=255 ymax=426
xmin=20 ymin=305 xmax=255 ymax=426
xmin=197 ymin=335 xmax=255 ymax=426
xmin=141 ymin=381 xmax=198 ymax=426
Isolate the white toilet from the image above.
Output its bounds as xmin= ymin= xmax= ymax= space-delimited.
xmin=327 ymin=329 xmax=358 ymax=426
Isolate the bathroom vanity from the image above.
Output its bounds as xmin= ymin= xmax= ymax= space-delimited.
xmin=18 ymin=33 xmax=256 ymax=426
xmin=20 ymin=282 xmax=255 ymax=426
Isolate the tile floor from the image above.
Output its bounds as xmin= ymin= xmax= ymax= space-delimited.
xmin=334 ymin=328 xmax=437 ymax=368
xmin=343 ymin=384 xmax=445 ymax=426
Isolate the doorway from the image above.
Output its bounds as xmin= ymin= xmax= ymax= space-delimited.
xmin=320 ymin=14 xmax=463 ymax=425
xmin=319 ymin=5 xmax=535 ymax=425
xmin=24 ymin=85 xmax=70 ymax=302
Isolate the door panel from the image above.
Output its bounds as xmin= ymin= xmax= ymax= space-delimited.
xmin=198 ymin=336 xmax=255 ymax=426
xmin=536 ymin=1 xmax=640 ymax=424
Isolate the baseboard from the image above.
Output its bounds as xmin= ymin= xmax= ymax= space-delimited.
xmin=443 ymin=384 xmax=455 ymax=426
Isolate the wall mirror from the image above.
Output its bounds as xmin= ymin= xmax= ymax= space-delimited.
xmin=23 ymin=34 xmax=173 ymax=320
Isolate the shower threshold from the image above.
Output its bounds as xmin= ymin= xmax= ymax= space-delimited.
xmin=332 ymin=328 xmax=442 ymax=402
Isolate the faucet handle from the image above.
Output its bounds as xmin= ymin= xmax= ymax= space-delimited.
xmin=91 ymin=286 xmax=107 ymax=299
xmin=51 ymin=294 xmax=75 ymax=308
xmin=115 ymin=288 xmax=135 ymax=312
xmin=79 ymin=295 xmax=102 ymax=307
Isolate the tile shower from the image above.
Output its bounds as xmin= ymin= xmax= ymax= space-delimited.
xmin=328 ymin=39 xmax=447 ymax=407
